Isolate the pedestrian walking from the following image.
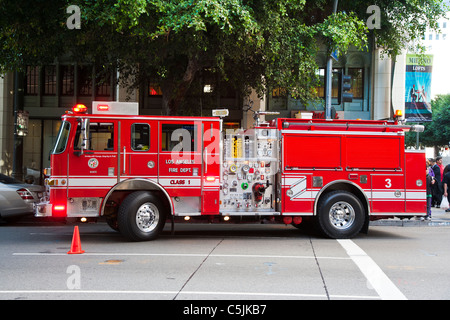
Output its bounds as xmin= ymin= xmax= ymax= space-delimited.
xmin=427 ymin=158 xmax=435 ymax=178
xmin=442 ymin=164 xmax=450 ymax=212
xmin=432 ymin=156 xmax=443 ymax=207
xmin=426 ymin=168 xmax=435 ymax=219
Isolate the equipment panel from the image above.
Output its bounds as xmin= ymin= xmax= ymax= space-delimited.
xmin=220 ymin=128 xmax=278 ymax=214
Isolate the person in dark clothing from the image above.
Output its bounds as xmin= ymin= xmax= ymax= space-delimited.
xmin=426 ymin=169 xmax=435 ymax=219
xmin=443 ymin=165 xmax=450 ymax=213
xmin=432 ymin=156 xmax=443 ymax=207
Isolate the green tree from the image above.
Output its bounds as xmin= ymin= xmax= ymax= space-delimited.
xmin=339 ymin=0 xmax=447 ymax=57
xmin=0 ymin=0 xmax=447 ymax=115
xmin=406 ymin=95 xmax=450 ymax=150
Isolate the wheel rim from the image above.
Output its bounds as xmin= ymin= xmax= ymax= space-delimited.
xmin=135 ymin=202 xmax=159 ymax=233
xmin=328 ymin=201 xmax=355 ymax=230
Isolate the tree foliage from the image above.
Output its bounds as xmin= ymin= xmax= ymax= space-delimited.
xmin=0 ymin=0 xmax=447 ymax=114
xmin=406 ymin=95 xmax=450 ymax=149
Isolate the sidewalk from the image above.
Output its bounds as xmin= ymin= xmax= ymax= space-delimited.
xmin=370 ymin=207 xmax=450 ymax=227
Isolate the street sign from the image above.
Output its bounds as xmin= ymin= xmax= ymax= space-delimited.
xmin=331 ymin=50 xmax=339 ymax=61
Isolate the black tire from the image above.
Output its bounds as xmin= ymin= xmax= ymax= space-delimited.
xmin=316 ymin=191 xmax=365 ymax=239
xmin=117 ymin=191 xmax=167 ymax=241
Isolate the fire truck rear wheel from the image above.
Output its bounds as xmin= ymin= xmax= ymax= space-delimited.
xmin=118 ymin=191 xmax=166 ymax=241
xmin=316 ymin=191 xmax=365 ymax=239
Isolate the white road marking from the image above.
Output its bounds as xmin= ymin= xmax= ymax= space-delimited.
xmin=11 ymin=241 xmax=403 ymax=300
xmin=0 ymin=289 xmax=378 ymax=300
xmin=13 ymin=252 xmax=350 ymax=260
xmin=337 ymin=239 xmax=407 ymax=300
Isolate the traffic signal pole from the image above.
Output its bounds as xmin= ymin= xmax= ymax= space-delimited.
xmin=325 ymin=55 xmax=333 ymax=120
xmin=12 ymin=71 xmax=24 ymax=182
xmin=325 ymin=0 xmax=338 ymax=120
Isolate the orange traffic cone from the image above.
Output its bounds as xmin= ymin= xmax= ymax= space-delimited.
xmin=67 ymin=226 xmax=85 ymax=254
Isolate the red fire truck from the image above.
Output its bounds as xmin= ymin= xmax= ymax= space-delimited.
xmin=35 ymin=101 xmax=426 ymax=240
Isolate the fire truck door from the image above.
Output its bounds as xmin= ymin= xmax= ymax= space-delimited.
xmin=201 ymin=121 xmax=220 ymax=214
xmin=159 ymin=121 xmax=202 ymax=199
xmin=68 ymin=120 xmax=118 ymax=203
xmin=371 ymin=174 xmax=406 ymax=213
xmin=125 ymin=122 xmax=158 ymax=179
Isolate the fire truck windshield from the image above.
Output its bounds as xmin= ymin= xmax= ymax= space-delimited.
xmin=51 ymin=121 xmax=71 ymax=154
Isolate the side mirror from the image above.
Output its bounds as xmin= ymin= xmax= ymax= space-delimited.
xmin=76 ymin=118 xmax=90 ymax=156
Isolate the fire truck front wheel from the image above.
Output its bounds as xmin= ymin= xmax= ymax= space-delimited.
xmin=316 ymin=191 xmax=365 ymax=239
xmin=117 ymin=191 xmax=166 ymax=241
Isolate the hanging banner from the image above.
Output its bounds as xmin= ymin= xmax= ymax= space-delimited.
xmin=405 ymin=54 xmax=433 ymax=122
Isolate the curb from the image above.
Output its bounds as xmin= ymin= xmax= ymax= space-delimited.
xmin=369 ymin=219 xmax=450 ymax=227
xmin=370 ymin=207 xmax=450 ymax=227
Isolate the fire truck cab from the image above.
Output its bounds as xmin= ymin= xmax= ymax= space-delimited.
xmin=35 ymin=102 xmax=426 ymax=240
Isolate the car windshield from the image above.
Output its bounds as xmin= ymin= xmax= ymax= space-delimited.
xmin=51 ymin=121 xmax=71 ymax=154
xmin=0 ymin=174 xmax=23 ymax=184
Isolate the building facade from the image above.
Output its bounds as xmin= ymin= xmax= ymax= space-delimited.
xmin=0 ymin=46 xmax=402 ymax=183
xmin=422 ymin=11 xmax=450 ymax=99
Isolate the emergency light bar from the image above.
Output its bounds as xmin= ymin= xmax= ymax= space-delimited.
xmin=72 ymin=104 xmax=88 ymax=113
xmin=92 ymin=101 xmax=139 ymax=115
xmin=96 ymin=104 xmax=109 ymax=111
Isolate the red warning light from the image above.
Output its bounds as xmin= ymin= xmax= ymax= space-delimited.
xmin=52 ymin=204 xmax=67 ymax=216
xmin=97 ymin=104 xmax=109 ymax=111
xmin=72 ymin=104 xmax=88 ymax=113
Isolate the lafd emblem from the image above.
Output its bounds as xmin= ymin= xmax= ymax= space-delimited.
xmin=88 ymin=158 xmax=99 ymax=169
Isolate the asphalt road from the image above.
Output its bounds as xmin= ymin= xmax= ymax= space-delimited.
xmin=1 ymin=209 xmax=450 ymax=303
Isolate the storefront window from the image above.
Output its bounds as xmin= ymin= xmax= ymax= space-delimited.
xmin=25 ymin=66 xmax=39 ymax=95
xmin=61 ymin=65 xmax=74 ymax=96
xmin=78 ymin=65 xmax=93 ymax=96
xmin=43 ymin=66 xmax=56 ymax=95
xmin=348 ymin=68 xmax=364 ymax=99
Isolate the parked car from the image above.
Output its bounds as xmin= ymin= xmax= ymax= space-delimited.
xmin=0 ymin=174 xmax=44 ymax=221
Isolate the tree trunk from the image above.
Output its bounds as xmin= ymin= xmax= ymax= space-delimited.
xmin=161 ymin=57 xmax=200 ymax=115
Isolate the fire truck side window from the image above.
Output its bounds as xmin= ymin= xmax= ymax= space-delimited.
xmin=131 ymin=123 xmax=150 ymax=151
xmin=161 ymin=124 xmax=197 ymax=152
xmin=74 ymin=122 xmax=114 ymax=151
